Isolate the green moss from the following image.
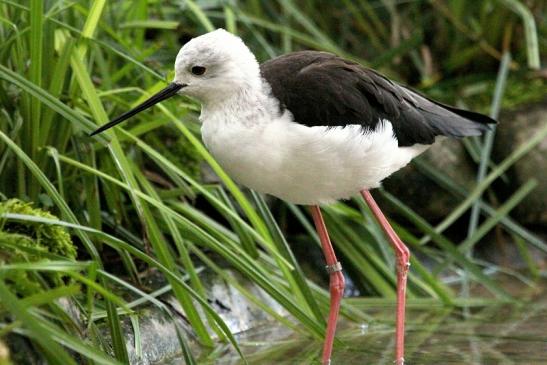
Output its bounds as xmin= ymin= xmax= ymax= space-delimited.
xmin=500 ymin=77 xmax=547 ymax=111
xmin=0 ymin=199 xmax=76 ymax=296
xmin=461 ymin=76 xmax=547 ymax=114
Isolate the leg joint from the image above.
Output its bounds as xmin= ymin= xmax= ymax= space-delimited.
xmin=396 ymin=250 xmax=410 ymax=274
xmin=397 ymin=258 xmax=410 ymax=277
xmin=395 ymin=244 xmax=410 ymax=263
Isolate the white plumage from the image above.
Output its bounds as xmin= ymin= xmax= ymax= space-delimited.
xmin=202 ymin=104 xmax=427 ymax=205
xmin=175 ymin=29 xmax=428 ymax=204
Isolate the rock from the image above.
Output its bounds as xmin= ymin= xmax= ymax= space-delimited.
xmin=493 ymin=101 xmax=547 ymax=227
xmin=381 ymin=138 xmax=477 ymax=222
xmin=124 ymin=307 xmax=198 ymax=365
xmin=123 ymin=268 xmax=287 ymax=365
xmin=166 ymin=268 xmax=287 ymax=336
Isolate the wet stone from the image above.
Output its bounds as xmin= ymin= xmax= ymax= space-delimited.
xmin=167 ymin=269 xmax=287 ymax=336
xmin=124 ymin=308 xmax=197 ymax=365
xmin=125 ymin=268 xmax=287 ymax=364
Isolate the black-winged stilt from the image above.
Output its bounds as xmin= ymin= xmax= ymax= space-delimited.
xmin=91 ymin=29 xmax=496 ymax=365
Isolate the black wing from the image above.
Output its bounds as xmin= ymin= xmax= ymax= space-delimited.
xmin=260 ymin=51 xmax=496 ymax=147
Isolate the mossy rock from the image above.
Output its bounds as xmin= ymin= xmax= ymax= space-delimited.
xmin=0 ymin=199 xmax=76 ymax=296
xmin=494 ymin=101 xmax=547 ymax=226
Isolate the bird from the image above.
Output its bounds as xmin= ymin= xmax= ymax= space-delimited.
xmin=91 ymin=29 xmax=496 ymax=365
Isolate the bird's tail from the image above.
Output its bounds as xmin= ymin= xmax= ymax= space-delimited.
xmin=434 ymin=102 xmax=497 ymax=130
xmin=418 ymin=92 xmax=498 ymax=138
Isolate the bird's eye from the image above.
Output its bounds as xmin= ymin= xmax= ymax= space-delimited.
xmin=191 ymin=66 xmax=206 ymax=75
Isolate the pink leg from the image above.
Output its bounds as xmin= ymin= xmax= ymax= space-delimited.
xmin=361 ymin=190 xmax=409 ymax=365
xmin=310 ymin=206 xmax=345 ymax=365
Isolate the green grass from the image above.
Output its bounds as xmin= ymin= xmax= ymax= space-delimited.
xmin=0 ymin=0 xmax=545 ymax=364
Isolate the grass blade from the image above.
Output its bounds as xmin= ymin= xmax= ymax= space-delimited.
xmin=467 ymin=52 xmax=510 ymax=243
xmin=497 ymin=0 xmax=540 ymax=69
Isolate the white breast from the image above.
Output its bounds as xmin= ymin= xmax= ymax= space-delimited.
xmin=201 ymin=111 xmax=429 ymax=205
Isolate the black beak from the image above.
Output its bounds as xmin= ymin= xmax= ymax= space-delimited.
xmin=89 ymin=82 xmax=185 ymax=136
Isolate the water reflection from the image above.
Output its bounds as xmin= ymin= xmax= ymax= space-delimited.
xmin=172 ymin=284 xmax=546 ymax=364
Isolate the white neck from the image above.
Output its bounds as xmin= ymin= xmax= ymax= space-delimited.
xmin=200 ymin=77 xmax=280 ymax=127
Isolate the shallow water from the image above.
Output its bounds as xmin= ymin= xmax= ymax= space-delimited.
xmin=170 ymin=285 xmax=547 ymax=365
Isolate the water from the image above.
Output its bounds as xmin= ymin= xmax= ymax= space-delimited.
xmin=166 ymin=283 xmax=546 ymax=364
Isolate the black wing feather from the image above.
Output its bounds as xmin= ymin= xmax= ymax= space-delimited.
xmin=260 ymin=51 xmax=496 ymax=147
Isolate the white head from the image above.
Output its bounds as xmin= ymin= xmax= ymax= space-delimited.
xmin=89 ymin=29 xmax=262 ymax=136
xmin=173 ymin=29 xmax=261 ymax=103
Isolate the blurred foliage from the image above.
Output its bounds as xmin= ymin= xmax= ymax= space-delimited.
xmin=143 ymin=125 xmax=203 ymax=179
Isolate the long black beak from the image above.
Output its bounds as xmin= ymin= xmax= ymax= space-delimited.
xmin=89 ymin=82 xmax=185 ymax=136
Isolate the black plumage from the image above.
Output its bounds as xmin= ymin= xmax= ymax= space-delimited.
xmin=260 ymin=51 xmax=496 ymax=147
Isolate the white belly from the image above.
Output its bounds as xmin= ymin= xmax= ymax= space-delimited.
xmin=201 ymin=117 xmax=428 ymax=205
